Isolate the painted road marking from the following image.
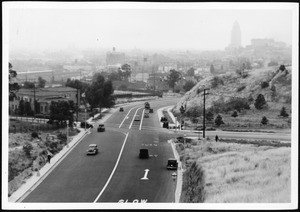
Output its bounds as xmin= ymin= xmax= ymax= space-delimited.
xmin=129 ymin=107 xmax=142 ymax=129
xmin=119 ymin=107 xmax=137 ymax=128
xmin=141 ymin=169 xmax=150 ymax=180
xmin=93 ymin=132 xmax=129 ymax=203
xmin=139 ymin=109 xmax=145 ymax=130
xmin=118 ymin=199 xmax=148 ymax=203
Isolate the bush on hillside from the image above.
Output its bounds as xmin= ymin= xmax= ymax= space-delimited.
xmin=261 ymin=81 xmax=269 ymax=89
xmin=23 ymin=142 xmax=33 ymax=157
xmin=279 ymin=107 xmax=289 ymax=117
xmin=236 ymin=85 xmax=246 ymax=92
xmin=261 ymin=116 xmax=269 ymax=125
xmin=211 ymin=77 xmax=224 ymax=88
xmin=215 ymin=114 xmax=225 ymax=126
xmin=31 ymin=132 xmax=39 ymax=139
xmin=254 ymin=94 xmax=267 ymax=110
xmin=231 ymin=111 xmax=238 ymax=118
xmin=182 ymin=161 xmax=206 ymax=203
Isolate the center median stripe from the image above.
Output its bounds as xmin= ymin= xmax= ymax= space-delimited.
xmin=93 ymin=132 xmax=129 ymax=203
xmin=119 ymin=106 xmax=138 ymax=128
xmin=129 ymin=107 xmax=142 ymax=129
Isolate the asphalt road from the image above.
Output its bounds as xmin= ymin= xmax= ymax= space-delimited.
xmin=22 ymin=97 xmax=180 ymax=203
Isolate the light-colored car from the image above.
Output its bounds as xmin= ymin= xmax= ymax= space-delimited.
xmin=86 ymin=144 xmax=99 ymax=155
xmin=134 ymin=115 xmax=141 ymax=121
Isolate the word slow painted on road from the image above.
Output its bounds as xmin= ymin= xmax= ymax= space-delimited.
xmin=141 ymin=169 xmax=150 ymax=180
xmin=118 ymin=199 xmax=148 ymax=203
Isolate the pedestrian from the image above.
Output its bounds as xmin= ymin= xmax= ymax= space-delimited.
xmin=47 ymin=154 xmax=51 ymax=163
xmin=215 ymin=135 xmax=219 ymax=142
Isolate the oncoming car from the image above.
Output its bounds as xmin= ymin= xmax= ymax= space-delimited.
xmin=119 ymin=107 xmax=124 ymax=112
xmin=86 ymin=144 xmax=99 ymax=155
xmin=97 ymin=124 xmax=105 ymax=132
xmin=139 ymin=149 xmax=149 ymax=159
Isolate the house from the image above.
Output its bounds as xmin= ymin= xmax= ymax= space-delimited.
xmin=9 ymin=87 xmax=78 ymax=115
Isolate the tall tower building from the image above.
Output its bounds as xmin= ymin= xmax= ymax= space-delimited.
xmin=229 ymin=21 xmax=242 ymax=49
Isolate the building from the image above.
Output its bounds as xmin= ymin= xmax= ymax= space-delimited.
xmin=9 ymin=87 xmax=78 ymax=115
xmin=225 ymin=21 xmax=242 ymax=52
xmin=106 ymin=47 xmax=125 ymax=66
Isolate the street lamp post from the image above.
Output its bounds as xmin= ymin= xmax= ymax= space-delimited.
xmin=66 ymin=120 xmax=69 ymax=148
xmin=85 ymin=109 xmax=87 ymax=131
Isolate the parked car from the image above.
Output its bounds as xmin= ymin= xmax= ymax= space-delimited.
xmin=97 ymin=124 xmax=105 ymax=132
xmin=86 ymin=144 xmax=99 ymax=155
xmin=119 ymin=107 xmax=124 ymax=112
xmin=139 ymin=149 xmax=149 ymax=159
xmin=80 ymin=122 xmax=93 ymax=128
xmin=167 ymin=158 xmax=178 ymax=170
xmin=134 ymin=115 xmax=141 ymax=121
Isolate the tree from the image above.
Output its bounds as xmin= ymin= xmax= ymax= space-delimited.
xmin=85 ymin=73 xmax=115 ymax=110
xmin=65 ymin=78 xmax=89 ymax=94
xmin=9 ymin=63 xmax=20 ymax=101
xmin=231 ymin=111 xmax=238 ymax=118
xmin=214 ymin=114 xmax=225 ymax=126
xmin=187 ymin=68 xmax=195 ymax=76
xmin=182 ymin=161 xmax=205 ymax=203
xmin=24 ymin=101 xmax=34 ymax=116
xmin=18 ymin=99 xmax=25 ymax=115
xmin=254 ymin=94 xmax=267 ymax=109
xmin=280 ymin=107 xmax=289 ymax=117
xmin=261 ymin=81 xmax=269 ymax=89
xmin=167 ymin=69 xmax=181 ymax=92
xmin=261 ymin=116 xmax=269 ymax=125
xmin=183 ymin=81 xmax=196 ymax=92
xmin=49 ymin=100 xmax=75 ymax=127
xmin=23 ymin=81 xmax=35 ymax=89
xmin=37 ymin=76 xmax=46 ymax=88
xmin=279 ymin=65 xmax=286 ymax=72
xmin=206 ymin=110 xmax=214 ymax=121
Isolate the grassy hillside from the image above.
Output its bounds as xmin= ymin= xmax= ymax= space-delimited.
xmin=173 ymin=66 xmax=292 ymax=130
xmin=178 ymin=139 xmax=291 ymax=203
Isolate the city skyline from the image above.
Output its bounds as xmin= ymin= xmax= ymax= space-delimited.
xmin=5 ymin=2 xmax=295 ymax=52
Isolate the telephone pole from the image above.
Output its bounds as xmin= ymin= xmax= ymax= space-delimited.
xmin=203 ymin=88 xmax=210 ymax=138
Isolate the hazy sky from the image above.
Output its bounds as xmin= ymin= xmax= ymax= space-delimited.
xmin=6 ymin=3 xmax=295 ymax=51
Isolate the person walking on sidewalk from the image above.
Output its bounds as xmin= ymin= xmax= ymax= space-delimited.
xmin=47 ymin=154 xmax=52 ymax=163
xmin=215 ymin=135 xmax=219 ymax=142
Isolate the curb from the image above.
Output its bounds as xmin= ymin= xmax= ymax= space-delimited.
xmin=157 ymin=105 xmax=182 ymax=203
xmin=9 ymin=129 xmax=90 ymax=203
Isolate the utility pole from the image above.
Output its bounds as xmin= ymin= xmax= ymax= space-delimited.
xmin=203 ymin=88 xmax=210 ymax=138
xmin=33 ymin=83 xmax=36 ymax=117
xmin=76 ymin=88 xmax=79 ymax=122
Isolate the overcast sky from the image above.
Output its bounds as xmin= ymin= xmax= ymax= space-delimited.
xmin=6 ymin=2 xmax=296 ymax=51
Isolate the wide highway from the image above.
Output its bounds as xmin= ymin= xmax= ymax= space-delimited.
xmin=22 ymin=97 xmax=180 ymax=203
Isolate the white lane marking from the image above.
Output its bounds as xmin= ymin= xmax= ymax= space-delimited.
xmin=119 ymin=106 xmax=137 ymax=128
xmin=129 ymin=107 xmax=142 ymax=129
xmin=139 ymin=109 xmax=145 ymax=130
xmin=141 ymin=169 xmax=150 ymax=180
xmin=93 ymin=132 xmax=129 ymax=203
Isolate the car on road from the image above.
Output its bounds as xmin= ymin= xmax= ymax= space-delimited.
xmin=160 ymin=117 xmax=168 ymax=122
xmin=139 ymin=149 xmax=149 ymax=159
xmin=149 ymin=108 xmax=154 ymax=113
xmin=167 ymin=158 xmax=178 ymax=170
xmin=119 ymin=107 xmax=124 ymax=112
xmin=80 ymin=122 xmax=93 ymax=128
xmin=145 ymin=102 xmax=150 ymax=109
xmin=97 ymin=124 xmax=105 ymax=132
xmin=144 ymin=112 xmax=149 ymax=118
xmin=134 ymin=115 xmax=141 ymax=121
xmin=86 ymin=144 xmax=99 ymax=155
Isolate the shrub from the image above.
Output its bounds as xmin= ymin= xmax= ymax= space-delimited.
xmin=206 ymin=110 xmax=214 ymax=121
xmin=236 ymin=85 xmax=246 ymax=92
xmin=261 ymin=116 xmax=269 ymax=125
xmin=215 ymin=114 xmax=225 ymax=126
xmin=231 ymin=111 xmax=238 ymax=117
xmin=57 ymin=132 xmax=67 ymax=142
xmin=254 ymin=94 xmax=267 ymax=109
xmin=279 ymin=107 xmax=289 ymax=117
xmin=31 ymin=131 xmax=39 ymax=139
xmin=183 ymin=81 xmax=196 ymax=92
xmin=261 ymin=81 xmax=269 ymax=89
xmin=211 ymin=77 xmax=224 ymax=88
xmin=182 ymin=161 xmax=206 ymax=203
xmin=23 ymin=142 xmax=33 ymax=157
